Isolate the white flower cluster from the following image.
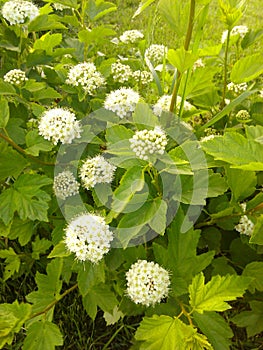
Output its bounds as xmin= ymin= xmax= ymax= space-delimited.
xmin=221 ymin=25 xmax=249 ymax=43
xmin=227 ymin=82 xmax=247 ymax=94
xmin=153 ymin=95 xmax=194 ymax=116
xmin=1 ymin=0 xmax=39 ymax=25
xmin=66 ymin=62 xmax=106 ymax=95
xmin=3 ymin=69 xmax=28 ymax=85
xmin=111 ymin=61 xmax=132 ymax=83
xmin=53 ymin=3 xmax=70 ymax=10
xmin=133 ymin=70 xmax=153 ymax=85
xmin=79 ymin=155 xmax=116 ymax=190
xmin=38 ymin=108 xmax=82 ymax=145
xmin=119 ymin=30 xmax=144 ymax=44
xmin=104 ymin=87 xmax=140 ymax=118
xmin=236 ymin=109 xmax=250 ymax=122
xmin=130 ymin=126 xmax=167 ymax=161
xmin=235 ymin=215 xmax=254 ymax=236
xmin=126 ymin=260 xmax=170 ymax=306
xmin=145 ymin=44 xmax=168 ymax=66
xmin=64 ymin=213 xmax=113 ymax=263
xmin=53 ymin=170 xmax=80 ymax=200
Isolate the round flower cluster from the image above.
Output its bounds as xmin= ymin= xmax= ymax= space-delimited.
xmin=111 ymin=61 xmax=133 ymax=83
xmin=3 ymin=69 xmax=28 ymax=85
xmin=64 ymin=213 xmax=113 ymax=263
xmin=235 ymin=215 xmax=254 ymax=236
xmin=221 ymin=25 xmax=249 ymax=43
xmin=119 ymin=30 xmax=144 ymax=44
xmin=53 ymin=3 xmax=70 ymax=10
xmin=1 ymin=0 xmax=39 ymax=25
xmin=200 ymin=128 xmax=219 ymax=142
xmin=130 ymin=126 xmax=167 ymax=161
xmin=153 ymin=95 xmax=193 ymax=116
xmin=38 ymin=108 xmax=82 ymax=145
xmin=126 ymin=260 xmax=170 ymax=306
xmin=66 ymin=62 xmax=106 ymax=95
xmin=134 ymin=70 xmax=153 ymax=85
xmin=227 ymin=82 xmax=248 ymax=94
xmin=79 ymin=155 xmax=116 ymax=190
xmin=53 ymin=170 xmax=80 ymax=200
xmin=104 ymin=87 xmax=140 ymax=118
xmin=236 ymin=109 xmax=250 ymax=122
xmin=144 ymin=44 xmax=168 ymax=66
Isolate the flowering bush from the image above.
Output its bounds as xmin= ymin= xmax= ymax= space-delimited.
xmin=0 ymin=0 xmax=263 ymax=349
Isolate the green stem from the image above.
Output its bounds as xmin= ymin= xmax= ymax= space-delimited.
xmin=29 ymin=283 xmax=78 ymax=320
xmin=102 ymin=325 xmax=124 ymax=350
xmin=0 ymin=132 xmax=55 ymax=166
xmin=170 ymin=0 xmax=196 ymax=113
xmin=221 ymin=29 xmax=231 ymax=108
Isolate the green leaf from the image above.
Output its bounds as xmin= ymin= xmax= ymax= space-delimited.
xmin=32 ymin=237 xmax=52 ymax=259
xmin=153 ymin=209 xmax=215 ymax=295
xmin=86 ymin=0 xmax=117 ymax=21
xmin=105 ymin=124 xmax=134 ymax=144
xmin=135 ymin=315 xmax=212 ymax=350
xmin=112 ymin=166 xmax=145 ymax=213
xmin=25 ymin=130 xmax=53 ymax=156
xmin=78 ymin=26 xmax=115 ymax=46
xmin=193 ymin=311 xmax=233 ymax=350
xmin=103 ymin=306 xmax=124 ymax=326
xmin=211 ymin=257 xmax=236 ymax=276
xmin=0 ymin=97 xmax=9 ymax=128
xmin=82 ymin=284 xmax=118 ymax=320
xmin=201 ymin=132 xmax=263 ymax=170
xmin=23 ymin=320 xmax=63 ymax=350
xmin=26 ymin=259 xmax=63 ymax=313
xmin=168 ymin=47 xmax=198 ymax=73
xmin=0 ymin=247 xmax=20 ymax=281
xmin=198 ymin=227 xmax=222 ymax=254
xmin=148 ymin=199 xmax=167 ymax=235
xmin=230 ymin=53 xmax=263 ymax=83
xmin=249 ymin=214 xmax=263 ymax=245
xmin=132 ymin=102 xmax=159 ymax=128
xmin=0 ymin=173 xmax=52 ymax=225
xmin=28 ymin=14 xmax=66 ymax=32
xmin=200 ymin=90 xmax=256 ymax=130
xmin=0 ymin=301 xmax=31 ymax=349
xmin=33 ymin=33 xmax=62 ymax=55
xmin=33 ymin=87 xmax=62 ymax=101
xmin=232 ymin=301 xmax=263 ymax=337
xmin=189 ymin=272 xmax=251 ymax=313
xmin=77 ymin=261 xmax=105 ymax=296
xmin=158 ymin=0 xmax=188 ymax=37
xmin=133 ymin=0 xmax=156 ymax=18
xmin=48 ymin=241 xmax=71 ymax=258
xmin=242 ymin=261 xmax=263 ymax=293
xmin=0 ymin=142 xmax=28 ymax=182
xmin=0 ymin=80 xmax=16 ymax=95
xmin=225 ymin=166 xmax=257 ymax=201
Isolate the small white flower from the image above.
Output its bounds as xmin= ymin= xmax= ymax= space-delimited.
xmin=38 ymin=108 xmax=82 ymax=145
xmin=130 ymin=126 xmax=167 ymax=161
xmin=193 ymin=58 xmax=205 ymax=70
xmin=145 ymin=44 xmax=168 ymax=66
xmin=119 ymin=30 xmax=144 ymax=44
xmin=53 ymin=170 xmax=80 ymax=200
xmin=235 ymin=215 xmax=254 ymax=236
xmin=3 ymin=69 xmax=28 ymax=85
xmin=79 ymin=155 xmax=116 ymax=190
xmin=66 ymin=62 xmax=106 ymax=95
xmin=104 ymin=87 xmax=140 ymax=118
xmin=133 ymin=70 xmax=153 ymax=85
xmin=153 ymin=95 xmax=194 ymax=116
xmin=221 ymin=25 xmax=249 ymax=43
xmin=53 ymin=3 xmax=70 ymax=10
xmin=126 ymin=260 xmax=170 ymax=306
xmin=1 ymin=0 xmax=39 ymax=25
xmin=111 ymin=60 xmax=133 ymax=83
xmin=227 ymin=82 xmax=247 ymax=94
xmin=259 ymin=90 xmax=263 ymax=99
xmin=64 ymin=213 xmax=113 ymax=263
